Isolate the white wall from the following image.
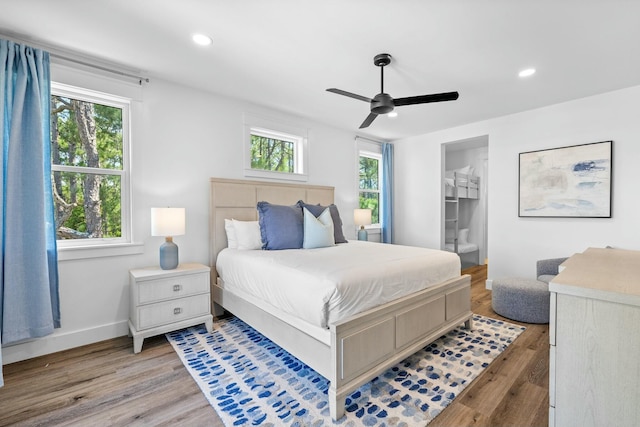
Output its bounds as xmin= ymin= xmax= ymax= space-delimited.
xmin=395 ymin=85 xmax=640 ymax=282
xmin=3 ymin=74 xmax=360 ymax=364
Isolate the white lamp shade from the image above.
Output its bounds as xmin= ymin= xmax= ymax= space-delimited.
xmin=151 ymin=207 xmax=186 ymax=236
xmin=354 ymin=208 xmax=372 ymax=227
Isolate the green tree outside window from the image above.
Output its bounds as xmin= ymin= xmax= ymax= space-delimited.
xmin=251 ymin=134 xmax=295 ymax=172
xmin=51 ymin=95 xmax=124 ymax=240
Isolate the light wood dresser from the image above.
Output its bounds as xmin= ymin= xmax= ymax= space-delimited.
xmin=549 ymin=247 xmax=640 ymax=427
xmin=129 ymin=263 xmax=213 ymax=353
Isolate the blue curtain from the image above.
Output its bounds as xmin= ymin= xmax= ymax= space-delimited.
xmin=0 ymin=39 xmax=60 ymax=386
xmin=381 ymin=142 xmax=393 ymax=243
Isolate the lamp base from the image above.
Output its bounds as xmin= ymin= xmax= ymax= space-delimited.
xmin=357 ymin=227 xmax=368 ymax=241
xmin=159 ymin=237 xmax=179 ymax=270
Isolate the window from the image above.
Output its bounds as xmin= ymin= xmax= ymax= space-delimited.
xmin=244 ymin=114 xmax=308 ymax=181
xmin=50 ymin=83 xmax=130 ymax=247
xmin=359 ymin=152 xmax=381 ymax=225
xmin=250 ymin=128 xmax=298 ymax=173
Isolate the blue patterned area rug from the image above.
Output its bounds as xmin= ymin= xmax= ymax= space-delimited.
xmin=167 ymin=315 xmax=524 ymax=426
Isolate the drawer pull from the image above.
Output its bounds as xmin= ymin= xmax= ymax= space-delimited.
xmin=174 ymin=307 xmax=182 ymax=315
xmin=173 ymin=284 xmax=181 ymax=292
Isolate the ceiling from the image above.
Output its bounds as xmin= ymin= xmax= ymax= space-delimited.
xmin=2 ymin=0 xmax=640 ymax=141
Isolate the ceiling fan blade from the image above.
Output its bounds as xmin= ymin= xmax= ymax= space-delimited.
xmin=326 ymin=88 xmax=372 ymax=103
xmin=359 ymin=112 xmax=378 ymax=129
xmin=393 ymin=91 xmax=459 ymax=107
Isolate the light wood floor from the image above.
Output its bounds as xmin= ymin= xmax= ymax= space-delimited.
xmin=0 ymin=265 xmax=549 ymax=426
xmin=430 ymin=265 xmax=549 ymax=427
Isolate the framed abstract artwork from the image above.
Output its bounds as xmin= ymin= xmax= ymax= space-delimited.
xmin=519 ymin=140 xmax=612 ymax=218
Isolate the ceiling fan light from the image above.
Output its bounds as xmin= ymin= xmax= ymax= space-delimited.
xmin=192 ymin=34 xmax=213 ymax=46
xmin=519 ymin=68 xmax=536 ymax=78
xmin=388 ymin=111 xmax=398 ymax=118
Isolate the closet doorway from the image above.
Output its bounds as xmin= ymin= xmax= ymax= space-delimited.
xmin=442 ymin=136 xmax=488 ymax=269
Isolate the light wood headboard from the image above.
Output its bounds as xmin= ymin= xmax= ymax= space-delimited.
xmin=209 ymin=177 xmax=335 ymax=276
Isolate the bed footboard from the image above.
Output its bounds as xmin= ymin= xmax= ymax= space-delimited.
xmin=213 ymin=274 xmax=471 ymax=421
xmin=328 ymin=274 xmax=472 ymax=420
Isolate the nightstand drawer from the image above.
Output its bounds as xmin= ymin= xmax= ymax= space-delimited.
xmin=137 ymin=272 xmax=208 ymax=304
xmin=138 ymin=294 xmax=210 ymax=330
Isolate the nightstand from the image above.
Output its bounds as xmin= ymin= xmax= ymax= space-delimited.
xmin=129 ymin=263 xmax=213 ymax=353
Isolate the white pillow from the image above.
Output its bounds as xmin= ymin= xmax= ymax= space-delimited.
xmin=224 ymin=219 xmax=238 ymax=249
xmin=232 ymin=219 xmax=263 ymax=250
xmin=303 ymin=207 xmax=335 ymax=249
xmin=455 ymin=165 xmax=475 ymax=175
xmin=458 ymin=228 xmax=469 ymax=245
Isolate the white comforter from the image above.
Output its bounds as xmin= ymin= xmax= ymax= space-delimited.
xmin=216 ymin=241 xmax=461 ymax=328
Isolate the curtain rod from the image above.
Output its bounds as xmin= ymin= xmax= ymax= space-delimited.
xmin=355 ymin=135 xmax=387 ymax=144
xmin=1 ymin=32 xmax=149 ymax=85
xmin=51 ymin=53 xmax=149 ymax=85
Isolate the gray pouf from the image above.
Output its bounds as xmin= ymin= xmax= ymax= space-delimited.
xmin=492 ymin=277 xmax=550 ymax=324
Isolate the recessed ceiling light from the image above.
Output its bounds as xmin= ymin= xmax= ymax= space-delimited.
xmin=192 ymin=34 xmax=213 ymax=46
xmin=518 ymin=68 xmax=536 ymax=78
xmin=388 ymin=111 xmax=398 ymax=118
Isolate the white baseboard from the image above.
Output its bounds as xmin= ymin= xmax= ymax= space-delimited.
xmin=485 ymin=279 xmax=493 ymax=290
xmin=2 ymin=320 xmax=129 ymax=365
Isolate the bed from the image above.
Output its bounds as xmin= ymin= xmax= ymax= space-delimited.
xmin=208 ymin=177 xmax=472 ymax=420
xmin=445 ymin=170 xmax=480 ymax=199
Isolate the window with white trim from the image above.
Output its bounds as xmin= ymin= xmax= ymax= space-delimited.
xmin=250 ymin=128 xmax=302 ymax=173
xmin=358 ymin=151 xmax=382 ymax=225
xmin=51 ymin=83 xmax=131 ymax=247
xmin=244 ymin=114 xmax=308 ymax=181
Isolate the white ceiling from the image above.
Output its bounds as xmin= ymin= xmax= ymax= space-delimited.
xmin=2 ymin=0 xmax=640 ymax=141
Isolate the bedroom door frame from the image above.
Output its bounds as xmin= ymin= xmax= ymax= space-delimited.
xmin=441 ymin=135 xmax=489 ymax=266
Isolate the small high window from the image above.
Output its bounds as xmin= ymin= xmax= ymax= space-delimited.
xmin=250 ymin=129 xmax=298 ymax=173
xmin=244 ymin=114 xmax=308 ymax=181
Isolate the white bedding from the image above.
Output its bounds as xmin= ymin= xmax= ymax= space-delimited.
xmin=445 ymin=242 xmax=479 ymax=254
xmin=216 ymin=240 xmax=461 ymax=329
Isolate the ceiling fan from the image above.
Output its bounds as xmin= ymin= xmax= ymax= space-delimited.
xmin=327 ymin=53 xmax=459 ymax=129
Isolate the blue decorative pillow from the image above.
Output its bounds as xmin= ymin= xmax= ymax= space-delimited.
xmin=303 ymin=207 xmax=335 ymax=249
xmin=257 ymin=201 xmax=304 ymax=250
xmin=297 ymin=200 xmax=348 ymax=243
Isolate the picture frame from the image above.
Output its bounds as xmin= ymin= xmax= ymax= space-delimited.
xmin=519 ymin=140 xmax=612 ymax=218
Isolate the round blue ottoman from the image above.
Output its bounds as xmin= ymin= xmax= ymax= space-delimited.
xmin=491 ymin=277 xmax=549 ymax=324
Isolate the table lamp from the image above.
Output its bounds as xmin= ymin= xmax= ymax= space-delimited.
xmin=151 ymin=207 xmax=185 ymax=270
xmin=354 ymin=208 xmax=372 ymax=241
